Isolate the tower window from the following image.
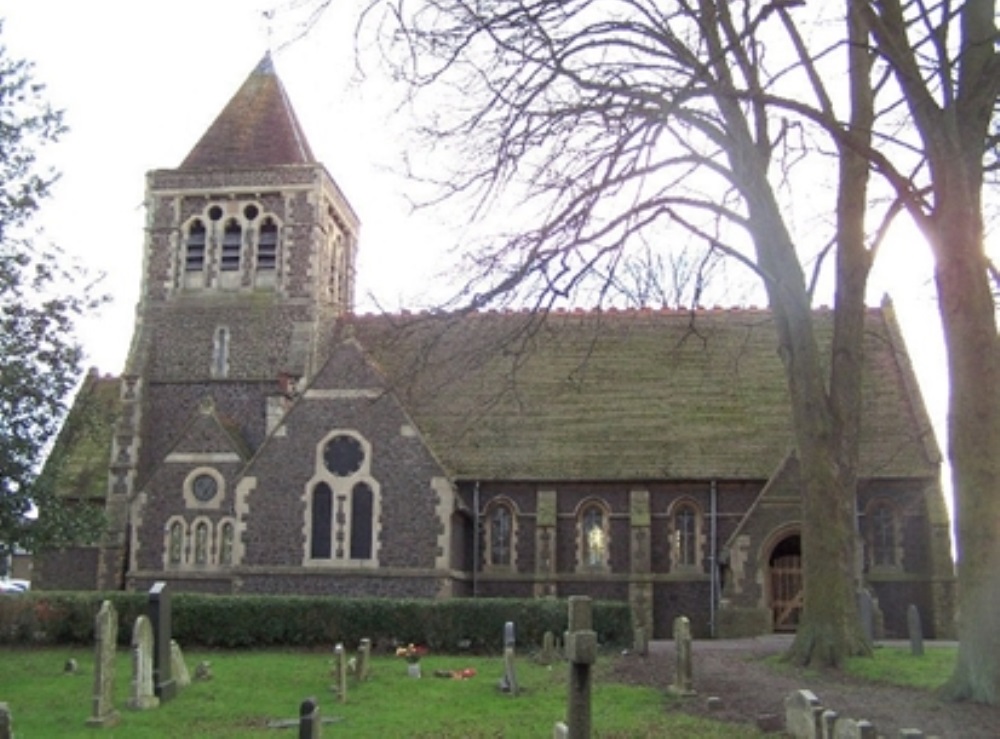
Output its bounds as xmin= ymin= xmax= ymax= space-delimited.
xmin=258 ymin=218 xmax=278 ymax=271
xmin=221 ymin=220 xmax=242 ymax=271
xmin=185 ymin=220 xmax=206 ymax=272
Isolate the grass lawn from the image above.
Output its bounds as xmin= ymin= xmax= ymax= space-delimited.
xmin=0 ymin=647 xmax=760 ymax=738
xmin=845 ymin=645 xmax=957 ymax=690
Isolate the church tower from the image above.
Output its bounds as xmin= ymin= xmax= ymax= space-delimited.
xmin=97 ymin=56 xmax=360 ymax=588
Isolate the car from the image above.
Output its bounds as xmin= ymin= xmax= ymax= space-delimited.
xmin=0 ymin=579 xmax=29 ymax=594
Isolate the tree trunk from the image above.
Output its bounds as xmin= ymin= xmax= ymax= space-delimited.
xmin=932 ymin=203 xmax=1000 ymax=704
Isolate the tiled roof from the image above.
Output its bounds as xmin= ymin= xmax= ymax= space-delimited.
xmin=179 ymin=54 xmax=315 ymax=170
xmin=348 ymin=306 xmax=940 ymax=482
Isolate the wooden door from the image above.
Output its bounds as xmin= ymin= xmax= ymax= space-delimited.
xmin=771 ymin=554 xmax=802 ymax=631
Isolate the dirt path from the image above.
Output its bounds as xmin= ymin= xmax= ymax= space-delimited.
xmin=612 ymin=636 xmax=999 ymax=737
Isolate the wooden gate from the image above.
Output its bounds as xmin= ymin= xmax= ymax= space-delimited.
xmin=770 ymin=554 xmax=803 ymax=631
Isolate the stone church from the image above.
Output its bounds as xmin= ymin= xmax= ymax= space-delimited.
xmin=38 ymin=56 xmax=955 ymax=639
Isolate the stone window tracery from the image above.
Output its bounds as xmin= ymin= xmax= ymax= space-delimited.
xmin=577 ymin=500 xmax=610 ymax=571
xmin=484 ymin=499 xmax=517 ymax=570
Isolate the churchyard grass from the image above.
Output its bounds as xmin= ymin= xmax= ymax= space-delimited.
xmin=0 ymin=647 xmax=760 ymax=737
xmin=844 ymin=645 xmax=957 ymax=690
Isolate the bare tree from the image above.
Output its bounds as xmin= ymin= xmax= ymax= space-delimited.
xmin=350 ymin=0 xmax=900 ymax=667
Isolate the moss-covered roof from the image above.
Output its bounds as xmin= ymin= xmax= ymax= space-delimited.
xmin=349 ymin=305 xmax=940 ymax=482
xmin=41 ymin=371 xmax=121 ymax=500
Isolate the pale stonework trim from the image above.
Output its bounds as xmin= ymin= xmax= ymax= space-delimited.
xmin=433 ymin=477 xmax=456 ymax=571
xmin=166 ymin=452 xmax=241 ymax=463
xmin=303 ymin=389 xmax=381 ymax=399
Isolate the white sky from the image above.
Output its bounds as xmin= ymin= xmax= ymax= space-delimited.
xmin=2 ymin=1 xmax=950 ymax=502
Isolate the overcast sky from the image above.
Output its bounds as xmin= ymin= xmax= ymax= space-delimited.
xmin=3 ymin=1 xmax=950 ymax=494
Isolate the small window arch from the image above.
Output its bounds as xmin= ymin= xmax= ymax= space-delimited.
xmin=484 ymin=500 xmax=517 ymax=569
xmin=578 ymin=500 xmax=610 ymax=570
xmin=221 ymin=219 xmax=242 ymax=271
xmin=212 ymin=326 xmax=230 ymax=378
xmin=185 ymin=219 xmax=206 ymax=272
xmin=349 ymin=482 xmax=374 ymax=560
xmin=866 ymin=499 xmax=899 ymax=569
xmin=311 ymin=483 xmax=333 ymax=559
xmin=219 ymin=520 xmax=234 ymax=566
xmin=193 ymin=520 xmax=210 ymax=565
xmin=257 ymin=218 xmax=278 ymax=271
xmin=673 ymin=503 xmax=699 ymax=567
xmin=168 ymin=520 xmax=185 ymax=566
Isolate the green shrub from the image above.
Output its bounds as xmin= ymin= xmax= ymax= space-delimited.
xmin=0 ymin=592 xmax=631 ymax=651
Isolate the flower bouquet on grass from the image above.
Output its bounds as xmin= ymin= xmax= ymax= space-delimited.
xmin=396 ymin=643 xmax=428 ymax=664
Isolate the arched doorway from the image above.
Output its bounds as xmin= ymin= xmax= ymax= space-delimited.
xmin=769 ymin=534 xmax=802 ymax=631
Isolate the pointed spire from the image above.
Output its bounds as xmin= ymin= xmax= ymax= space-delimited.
xmin=180 ymin=53 xmax=315 ymax=170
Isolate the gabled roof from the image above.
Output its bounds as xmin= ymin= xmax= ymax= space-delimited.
xmin=348 ymin=306 xmax=940 ymax=482
xmin=179 ymin=53 xmax=315 ymax=170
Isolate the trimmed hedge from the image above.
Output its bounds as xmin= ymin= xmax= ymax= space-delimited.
xmin=0 ymin=593 xmax=631 ymax=652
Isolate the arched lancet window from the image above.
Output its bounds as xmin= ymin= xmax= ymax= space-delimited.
xmin=221 ymin=220 xmax=242 ymax=271
xmin=487 ymin=502 xmax=515 ymax=568
xmin=580 ymin=502 xmax=609 ymax=568
xmin=219 ymin=521 xmax=234 ymax=566
xmin=868 ymin=501 xmax=897 ymax=567
xmin=311 ymin=483 xmax=333 ymax=559
xmin=168 ymin=520 xmax=185 ymax=565
xmin=349 ymin=482 xmax=374 ymax=560
xmin=673 ymin=503 xmax=699 ymax=567
xmin=194 ymin=521 xmax=210 ymax=565
xmin=257 ymin=218 xmax=278 ymax=270
xmin=212 ymin=326 xmax=230 ymax=378
xmin=185 ymin=219 xmax=206 ymax=272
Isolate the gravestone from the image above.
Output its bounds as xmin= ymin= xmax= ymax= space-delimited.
xmin=667 ymin=616 xmax=696 ymax=696
xmin=499 ymin=621 xmax=519 ymax=695
xmin=171 ymin=640 xmax=191 ymax=688
xmin=64 ymin=658 xmax=79 ymax=675
xmin=299 ymin=697 xmax=321 ymax=739
xmin=898 ymin=731 xmax=924 ymax=738
xmin=0 ymin=702 xmax=11 ymax=739
xmin=86 ymin=600 xmax=121 ymax=727
xmin=832 ymin=717 xmax=876 ymax=739
xmin=194 ymin=661 xmax=213 ymax=681
xmin=539 ymin=630 xmax=557 ymax=666
xmin=356 ymin=638 xmax=372 ymax=682
xmin=633 ymin=625 xmax=648 ymax=657
xmin=857 ymin=590 xmax=875 ymax=644
xmin=907 ymin=604 xmax=924 ymax=657
xmin=783 ymin=689 xmax=822 ymax=739
xmin=822 ymin=709 xmax=839 ymax=738
xmin=149 ymin=582 xmax=177 ymax=701
xmin=332 ymin=644 xmax=347 ymax=703
xmin=128 ymin=615 xmax=160 ymax=710
xmin=552 ymin=721 xmax=569 ymax=738
xmin=564 ymin=596 xmax=596 ymax=739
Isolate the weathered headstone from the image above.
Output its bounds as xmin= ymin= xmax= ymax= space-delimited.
xmin=907 ymin=604 xmax=924 ymax=657
xmin=499 ymin=620 xmax=519 ymax=695
xmin=668 ymin=615 xmax=696 ymax=696
xmin=356 ymin=638 xmax=372 ymax=682
xmin=299 ymin=696 xmax=321 ymax=739
xmin=64 ymin=658 xmax=79 ymax=675
xmin=171 ymin=639 xmax=191 ymax=688
xmin=783 ymin=689 xmax=822 ymax=739
xmin=149 ymin=582 xmax=176 ymax=701
xmin=832 ymin=717 xmax=877 ymax=739
xmin=128 ymin=615 xmax=160 ymax=710
xmin=539 ymin=630 xmax=557 ymax=665
xmin=564 ymin=595 xmax=596 ymax=739
xmin=633 ymin=625 xmax=649 ymax=657
xmin=332 ymin=643 xmax=347 ymax=703
xmin=86 ymin=600 xmax=121 ymax=727
xmin=822 ymin=709 xmax=839 ymax=738
xmin=0 ymin=702 xmax=12 ymax=739
xmin=898 ymin=730 xmax=924 ymax=738
xmin=552 ymin=721 xmax=569 ymax=738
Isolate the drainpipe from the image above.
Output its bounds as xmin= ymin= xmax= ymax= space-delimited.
xmin=709 ymin=480 xmax=718 ymax=638
xmin=472 ymin=482 xmax=480 ymax=598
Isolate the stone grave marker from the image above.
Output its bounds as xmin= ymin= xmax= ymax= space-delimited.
xmin=667 ymin=615 xmax=696 ymax=696
xmin=194 ymin=661 xmax=213 ymax=681
xmin=539 ymin=630 xmax=557 ymax=665
xmin=0 ymin=702 xmax=12 ymax=739
xmin=633 ymin=625 xmax=649 ymax=657
xmin=332 ymin=643 xmax=347 ymax=703
xmin=783 ymin=688 xmax=822 ymax=739
xmin=171 ymin=639 xmax=191 ymax=688
xmin=564 ymin=595 xmax=597 ymax=739
xmin=128 ymin=615 xmax=160 ymax=710
xmin=552 ymin=721 xmax=569 ymax=738
xmin=356 ymin=638 xmax=372 ymax=682
xmin=64 ymin=658 xmax=79 ymax=675
xmin=149 ymin=581 xmax=177 ymax=701
xmin=907 ymin=604 xmax=924 ymax=656
xmin=499 ymin=620 xmax=519 ymax=695
xmin=857 ymin=589 xmax=875 ymax=644
xmin=833 ymin=717 xmax=876 ymax=739
xmin=86 ymin=600 xmax=121 ymax=727
xmin=299 ymin=696 xmax=321 ymax=739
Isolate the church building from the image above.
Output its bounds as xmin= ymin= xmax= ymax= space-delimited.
xmin=38 ymin=56 xmax=956 ymax=640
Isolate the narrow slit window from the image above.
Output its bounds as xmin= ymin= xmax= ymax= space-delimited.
xmin=349 ymin=482 xmax=374 ymax=560
xmin=185 ymin=220 xmax=206 ymax=272
xmin=311 ymin=483 xmax=333 ymax=559
xmin=674 ymin=504 xmax=698 ymax=567
xmin=258 ymin=218 xmax=278 ymax=271
xmin=221 ymin=220 xmax=242 ymax=271
xmin=489 ymin=504 xmax=513 ymax=567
